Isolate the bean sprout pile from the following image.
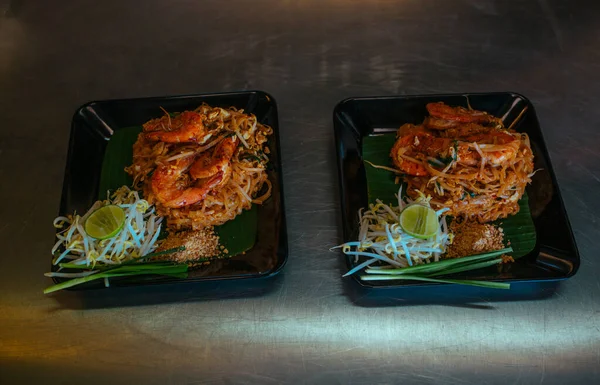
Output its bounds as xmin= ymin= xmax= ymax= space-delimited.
xmin=50 ymin=186 xmax=163 ymax=273
xmin=333 ymin=188 xmax=453 ymax=276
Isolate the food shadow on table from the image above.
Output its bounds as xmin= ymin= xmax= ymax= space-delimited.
xmin=46 ymin=273 xmax=285 ymax=311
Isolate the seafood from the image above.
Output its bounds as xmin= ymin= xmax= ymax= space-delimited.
xmin=144 ymin=111 xmax=210 ymax=144
xmin=426 ymin=102 xmax=499 ymax=125
xmin=189 ymin=136 xmax=239 ymax=186
xmin=391 ymin=130 xmax=519 ymax=176
xmin=387 ymin=102 xmax=534 ymax=223
xmin=462 ymin=131 xmax=519 ymax=166
xmin=423 ymin=116 xmax=460 ymax=130
xmin=436 ymin=123 xmax=492 ymax=138
xmin=126 ymin=104 xmax=273 ymax=229
xmin=150 ymin=136 xmax=241 ymax=208
xmin=151 ymin=157 xmax=215 ymax=208
xmin=391 ymin=132 xmax=450 ymax=176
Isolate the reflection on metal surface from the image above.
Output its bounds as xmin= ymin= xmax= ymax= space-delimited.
xmin=1 ymin=0 xmax=599 ymax=383
xmin=0 ymin=17 xmax=25 ymax=74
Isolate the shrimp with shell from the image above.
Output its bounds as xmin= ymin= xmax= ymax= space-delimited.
xmin=144 ymin=111 xmax=212 ymax=144
xmin=126 ymin=103 xmax=273 ymax=229
xmin=386 ymin=102 xmax=534 ymax=223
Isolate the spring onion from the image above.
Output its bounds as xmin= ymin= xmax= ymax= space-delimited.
xmin=333 ymin=186 xmax=515 ymax=289
xmin=44 ymin=247 xmax=187 ymax=294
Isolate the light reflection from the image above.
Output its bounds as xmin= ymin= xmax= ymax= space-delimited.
xmin=2 ymin=296 xmax=598 ymax=363
xmin=0 ymin=17 xmax=26 ymax=75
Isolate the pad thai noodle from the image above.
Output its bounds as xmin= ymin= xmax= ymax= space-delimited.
xmin=126 ymin=104 xmax=273 ymax=230
xmin=389 ymin=102 xmax=534 ymax=222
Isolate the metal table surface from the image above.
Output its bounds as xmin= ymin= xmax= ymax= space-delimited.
xmin=1 ymin=0 xmax=599 ymax=384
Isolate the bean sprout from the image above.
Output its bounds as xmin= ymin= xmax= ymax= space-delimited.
xmin=333 ymin=187 xmax=452 ymax=274
xmin=52 ymin=186 xmax=163 ymax=269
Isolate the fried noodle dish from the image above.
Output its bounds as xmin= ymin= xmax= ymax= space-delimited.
xmin=390 ymin=102 xmax=535 ymax=222
xmin=126 ymin=104 xmax=273 ymax=230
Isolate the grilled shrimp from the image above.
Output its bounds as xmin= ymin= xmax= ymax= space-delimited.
xmin=145 ymin=111 xmax=211 ymax=144
xmin=426 ymin=102 xmax=500 ymax=126
xmin=150 ymin=136 xmax=240 ymax=208
xmin=461 ymin=131 xmax=519 ymax=166
xmin=151 ymin=157 xmax=214 ymax=208
xmin=390 ymin=130 xmax=519 ymax=176
xmin=189 ymin=136 xmax=239 ymax=182
xmin=391 ymin=132 xmax=450 ymax=176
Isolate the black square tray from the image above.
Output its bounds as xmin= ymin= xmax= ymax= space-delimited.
xmin=56 ymin=91 xmax=287 ymax=289
xmin=333 ymin=92 xmax=579 ymax=288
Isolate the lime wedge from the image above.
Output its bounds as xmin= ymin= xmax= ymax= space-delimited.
xmin=399 ymin=204 xmax=438 ymax=239
xmin=84 ymin=205 xmax=126 ymax=240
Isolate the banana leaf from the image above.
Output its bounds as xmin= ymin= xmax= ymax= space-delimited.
xmin=362 ymin=134 xmax=536 ymax=258
xmin=98 ymin=126 xmax=256 ymax=259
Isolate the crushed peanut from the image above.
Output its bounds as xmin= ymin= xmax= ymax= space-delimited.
xmin=445 ymin=219 xmax=505 ymax=259
xmin=157 ymin=227 xmax=221 ymax=263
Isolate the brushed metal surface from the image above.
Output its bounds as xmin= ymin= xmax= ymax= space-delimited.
xmin=1 ymin=0 xmax=599 ymax=384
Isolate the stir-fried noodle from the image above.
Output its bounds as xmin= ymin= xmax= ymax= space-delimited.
xmin=126 ymin=104 xmax=272 ymax=230
xmin=389 ymin=102 xmax=535 ymax=223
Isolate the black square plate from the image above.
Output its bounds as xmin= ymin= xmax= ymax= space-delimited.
xmin=56 ymin=90 xmax=287 ymax=289
xmin=333 ymin=92 xmax=579 ymax=288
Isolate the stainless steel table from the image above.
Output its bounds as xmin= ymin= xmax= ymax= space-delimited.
xmin=1 ymin=1 xmax=599 ymax=384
